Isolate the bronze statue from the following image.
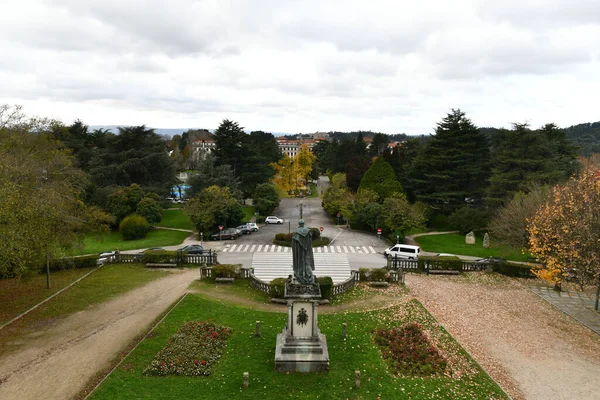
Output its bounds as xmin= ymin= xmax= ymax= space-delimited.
xmin=291 ymin=219 xmax=315 ymax=284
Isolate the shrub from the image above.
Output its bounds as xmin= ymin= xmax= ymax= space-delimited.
xmin=448 ymin=206 xmax=490 ymax=234
xmin=358 ymin=268 xmax=371 ymax=281
xmin=46 ymin=254 xmax=98 ymax=273
xmin=369 ymin=268 xmax=390 ymax=282
xmin=269 ymin=277 xmax=287 ymax=298
xmin=119 ymin=214 xmax=151 ymax=240
xmin=309 ymin=227 xmax=321 ymax=239
xmin=141 ymin=250 xmax=178 ymax=265
xmin=317 ymin=276 xmax=333 ymax=299
xmin=136 ymin=196 xmax=163 ymax=224
xmin=417 ymin=256 xmax=462 ymax=272
xmin=213 ymin=264 xmax=238 ymax=278
xmin=274 ymin=233 xmax=288 ymax=242
xmin=373 ymin=322 xmax=447 ymax=376
xmin=144 ymin=320 xmax=232 ymax=376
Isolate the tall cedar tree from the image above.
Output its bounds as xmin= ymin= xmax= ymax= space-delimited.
xmin=383 ymin=138 xmax=423 ymax=202
xmin=410 ymin=109 xmax=489 ymax=213
xmin=213 ymin=119 xmax=245 ymax=176
xmin=486 ymin=123 xmax=577 ymax=208
xmin=239 ymin=131 xmax=281 ymax=197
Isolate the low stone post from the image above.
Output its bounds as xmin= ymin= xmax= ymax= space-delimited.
xmin=342 ymin=323 xmax=347 ymax=339
xmin=243 ymin=372 xmax=249 ymax=389
xmin=355 ymin=370 xmax=360 ymax=389
xmin=483 ymin=233 xmax=490 ymax=248
xmin=255 ymin=321 xmax=261 ymax=337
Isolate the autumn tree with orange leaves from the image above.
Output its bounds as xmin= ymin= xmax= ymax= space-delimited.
xmin=527 ymin=156 xmax=600 ymax=309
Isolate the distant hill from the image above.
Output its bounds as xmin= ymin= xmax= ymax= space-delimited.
xmin=88 ymin=126 xmax=289 ymax=137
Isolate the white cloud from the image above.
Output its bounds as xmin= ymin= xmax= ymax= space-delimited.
xmin=0 ymin=0 xmax=599 ymax=134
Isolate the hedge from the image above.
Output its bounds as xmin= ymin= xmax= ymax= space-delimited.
xmin=317 ymin=276 xmax=333 ymax=299
xmin=358 ymin=267 xmax=391 ymax=282
xmin=213 ymin=264 xmax=238 ymax=278
xmin=269 ymin=277 xmax=287 ymax=298
xmin=45 ymin=254 xmax=99 ymax=273
xmin=141 ymin=250 xmax=179 ymax=265
xmin=417 ymin=256 xmax=462 ymax=272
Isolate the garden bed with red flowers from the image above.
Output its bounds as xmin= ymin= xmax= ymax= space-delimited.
xmin=144 ymin=320 xmax=232 ymax=376
xmin=373 ymin=322 xmax=448 ymax=377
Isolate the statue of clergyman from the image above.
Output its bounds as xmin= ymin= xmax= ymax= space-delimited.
xmin=291 ymin=219 xmax=315 ymax=284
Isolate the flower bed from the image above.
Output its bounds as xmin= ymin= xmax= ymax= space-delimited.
xmin=144 ymin=320 xmax=232 ymax=377
xmin=373 ymin=322 xmax=448 ymax=377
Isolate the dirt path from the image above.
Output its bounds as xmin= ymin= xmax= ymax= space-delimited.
xmin=0 ymin=268 xmax=198 ymax=400
xmin=406 ymin=273 xmax=600 ymax=400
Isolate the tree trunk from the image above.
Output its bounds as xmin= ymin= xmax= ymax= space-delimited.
xmin=595 ymin=281 xmax=599 ymax=311
xmin=45 ymin=252 xmax=50 ymax=289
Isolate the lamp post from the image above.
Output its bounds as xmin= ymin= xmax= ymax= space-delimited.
xmin=200 ymin=232 xmax=203 ymax=246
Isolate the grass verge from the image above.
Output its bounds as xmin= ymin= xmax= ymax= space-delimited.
xmin=81 ymin=229 xmax=191 ymax=254
xmin=415 ymin=232 xmax=529 ymax=262
xmin=242 ymin=206 xmax=256 ymax=223
xmin=90 ymin=295 xmax=508 ymax=400
xmin=157 ymin=209 xmax=195 ymax=230
xmin=0 ymin=264 xmax=169 ymax=358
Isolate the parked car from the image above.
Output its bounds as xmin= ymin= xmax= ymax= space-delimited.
xmin=247 ymin=222 xmax=259 ymax=232
xmin=474 ymin=256 xmax=506 ymax=265
xmin=97 ymin=251 xmax=115 ymax=265
xmin=236 ymin=224 xmax=252 ymax=235
xmin=210 ymin=228 xmax=239 ymax=240
xmin=265 ymin=216 xmax=283 ymax=224
xmin=435 ymin=253 xmax=457 ymax=258
xmin=178 ymin=244 xmax=204 ymax=254
xmin=384 ymin=244 xmax=421 ymax=260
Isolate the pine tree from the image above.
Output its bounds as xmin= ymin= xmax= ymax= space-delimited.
xmin=410 ymin=109 xmax=490 ymax=213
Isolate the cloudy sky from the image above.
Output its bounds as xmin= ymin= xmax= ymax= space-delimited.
xmin=1 ymin=0 xmax=599 ymax=135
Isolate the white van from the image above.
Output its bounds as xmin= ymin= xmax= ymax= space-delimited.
xmin=384 ymin=244 xmax=421 ymax=260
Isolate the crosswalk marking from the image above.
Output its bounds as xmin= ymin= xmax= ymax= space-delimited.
xmin=220 ymin=244 xmax=382 ymax=255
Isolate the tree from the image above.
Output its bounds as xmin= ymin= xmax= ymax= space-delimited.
xmin=487 ymin=184 xmax=549 ymax=248
xmin=136 ymin=195 xmax=163 ymax=224
xmin=184 ymin=186 xmax=244 ymax=234
xmin=294 ymin=144 xmax=316 ymax=193
xmin=0 ymin=106 xmax=112 ymax=279
xmin=486 ymin=123 xmax=578 ymax=208
xmin=270 ymin=154 xmax=295 ymax=194
xmin=253 ymin=183 xmax=280 ymax=216
xmin=213 ymin=119 xmax=245 ymax=175
xmin=186 ymin=154 xmax=241 ymax=199
xmin=358 ymin=157 xmax=403 ymax=201
xmin=527 ymin=157 xmax=600 ymax=303
xmin=381 ymin=194 xmax=427 ymax=236
xmin=369 ymin=133 xmax=390 ymax=157
xmin=346 ymin=155 xmax=370 ymax=192
xmin=239 ymin=131 xmax=281 ymax=197
xmin=410 ymin=109 xmax=490 ymax=213
xmin=105 ymin=184 xmax=145 ymax=224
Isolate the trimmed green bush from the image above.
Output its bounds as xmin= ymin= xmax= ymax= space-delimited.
xmin=269 ymin=277 xmax=287 ymax=298
xmin=136 ymin=196 xmax=163 ymax=224
xmin=46 ymin=254 xmax=98 ymax=273
xmin=417 ymin=256 xmax=462 ymax=272
xmin=141 ymin=250 xmax=178 ymax=265
xmin=213 ymin=264 xmax=238 ymax=278
xmin=120 ymin=214 xmax=151 ymax=240
xmin=493 ymin=262 xmax=536 ymax=278
xmin=274 ymin=233 xmax=287 ymax=242
xmin=317 ymin=276 xmax=333 ymax=299
xmin=369 ymin=268 xmax=390 ymax=282
xmin=309 ymin=227 xmax=321 ymax=239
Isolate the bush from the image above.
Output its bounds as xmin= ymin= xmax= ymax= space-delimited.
xmin=269 ymin=277 xmax=287 ymax=298
xmin=448 ymin=206 xmax=490 ymax=234
xmin=213 ymin=264 xmax=238 ymax=278
xmin=494 ymin=261 xmax=536 ymax=278
xmin=119 ymin=214 xmax=151 ymax=240
xmin=141 ymin=250 xmax=178 ymax=265
xmin=144 ymin=320 xmax=232 ymax=377
xmin=373 ymin=322 xmax=447 ymax=376
xmin=369 ymin=268 xmax=390 ymax=282
xmin=358 ymin=268 xmax=371 ymax=281
xmin=136 ymin=196 xmax=163 ymax=224
xmin=274 ymin=233 xmax=288 ymax=242
xmin=417 ymin=256 xmax=462 ymax=272
xmin=309 ymin=227 xmax=321 ymax=239
xmin=45 ymin=254 xmax=98 ymax=273
xmin=317 ymin=276 xmax=333 ymax=299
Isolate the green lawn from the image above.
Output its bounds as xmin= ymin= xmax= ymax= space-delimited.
xmin=90 ymin=295 xmax=507 ymax=400
xmin=157 ymin=209 xmax=195 ymax=231
xmin=242 ymin=206 xmax=256 ymax=223
xmin=82 ymin=229 xmax=191 ymax=254
xmin=0 ymin=264 xmax=169 ymax=358
xmin=415 ymin=232 xmax=529 ymax=262
xmin=308 ymin=183 xmax=318 ymax=198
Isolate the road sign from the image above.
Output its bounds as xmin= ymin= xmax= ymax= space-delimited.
xmin=319 ymin=226 xmax=324 ymax=232
xmin=377 ymin=228 xmax=382 ymax=234
xmin=218 ymin=225 xmax=223 ymax=231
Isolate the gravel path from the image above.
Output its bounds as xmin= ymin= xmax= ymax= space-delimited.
xmin=0 ymin=269 xmax=198 ymax=400
xmin=407 ymin=273 xmax=600 ymax=400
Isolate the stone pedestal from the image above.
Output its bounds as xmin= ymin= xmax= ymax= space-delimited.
xmin=274 ymin=282 xmax=330 ymax=372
